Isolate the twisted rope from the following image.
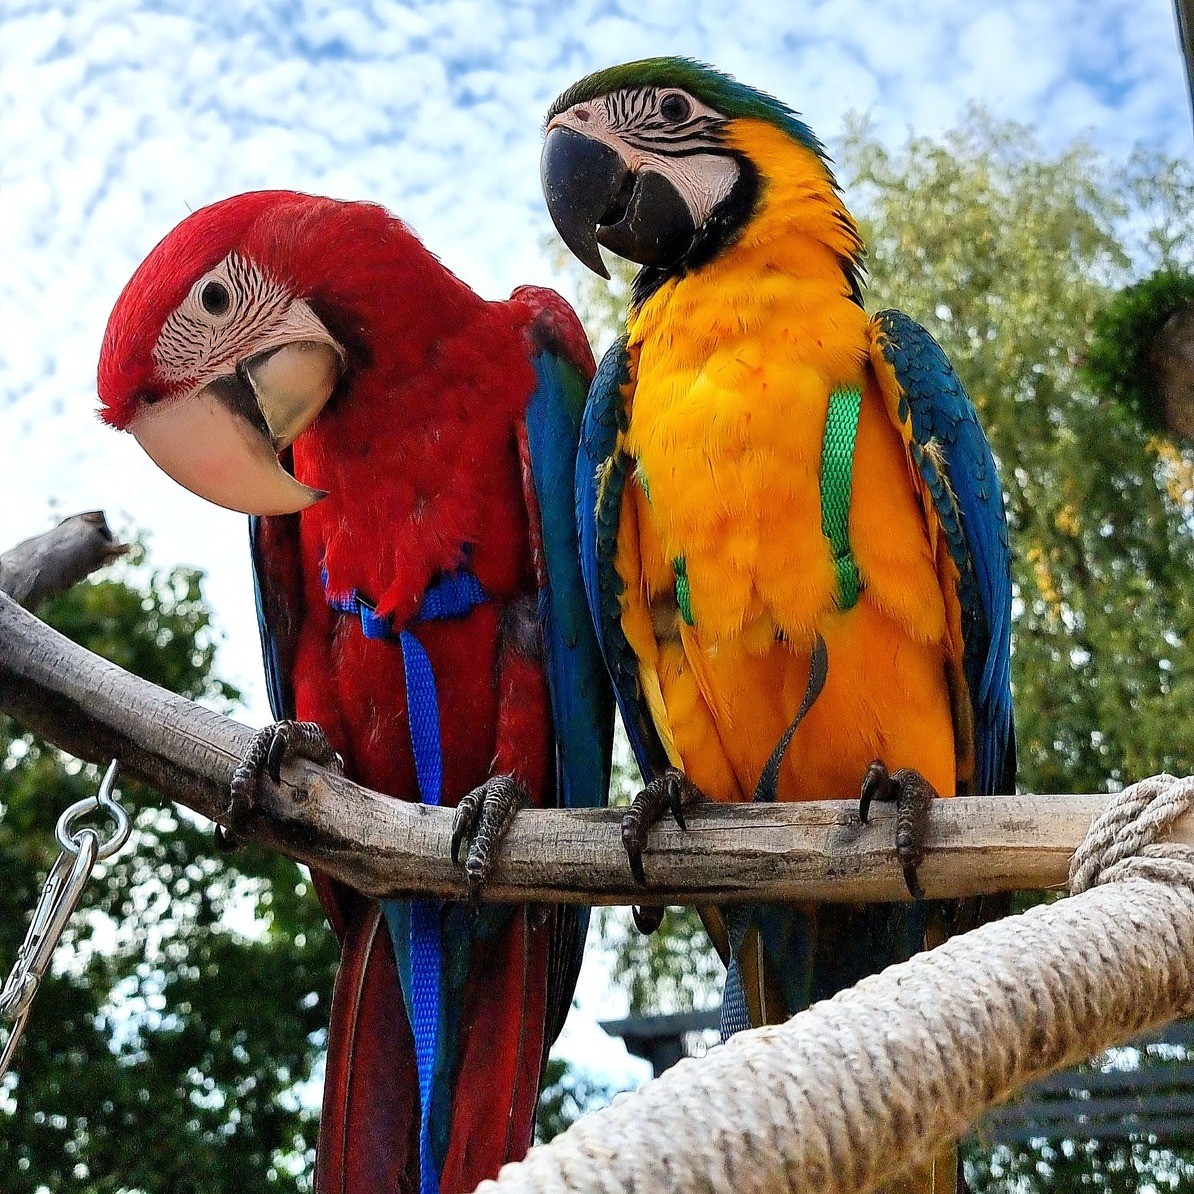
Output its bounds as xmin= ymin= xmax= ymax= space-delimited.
xmin=1069 ymin=773 xmax=1194 ymax=891
xmin=476 ymin=776 xmax=1194 ymax=1194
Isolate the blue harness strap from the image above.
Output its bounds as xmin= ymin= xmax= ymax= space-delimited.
xmin=323 ymin=562 xmax=488 ymax=1194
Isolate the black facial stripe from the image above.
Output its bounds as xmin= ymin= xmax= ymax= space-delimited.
xmin=605 ymin=89 xmax=726 ymax=155
xmin=609 ymin=89 xmax=652 ymax=125
xmin=620 ymin=133 xmax=725 ymax=157
xmin=638 ymin=114 xmax=719 ymax=136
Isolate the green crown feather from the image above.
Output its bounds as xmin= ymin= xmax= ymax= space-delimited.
xmin=547 ymin=57 xmax=827 ymax=160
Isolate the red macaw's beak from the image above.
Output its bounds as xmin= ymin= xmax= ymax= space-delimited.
xmin=129 ymin=333 xmax=343 ymax=516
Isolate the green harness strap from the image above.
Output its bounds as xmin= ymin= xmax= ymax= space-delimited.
xmin=659 ymin=383 xmax=864 ymax=626
xmin=820 ymin=385 xmax=864 ymax=610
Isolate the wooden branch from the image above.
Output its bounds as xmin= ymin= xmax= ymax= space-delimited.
xmin=0 ymin=512 xmax=128 ymax=608
xmin=0 ymin=515 xmax=1190 ymax=906
xmin=1176 ymin=0 xmax=1194 ymax=128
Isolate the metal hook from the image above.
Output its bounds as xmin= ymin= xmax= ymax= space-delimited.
xmin=56 ymin=760 xmax=131 ymax=860
xmin=1 ymin=761 xmax=130 ymax=1085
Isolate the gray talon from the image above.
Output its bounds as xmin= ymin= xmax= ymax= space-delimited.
xmin=225 ymin=720 xmax=342 ymax=841
xmin=450 ymin=775 xmax=527 ymax=899
xmin=858 ymin=760 xmax=937 ymax=899
xmin=621 ymin=768 xmax=705 ymax=891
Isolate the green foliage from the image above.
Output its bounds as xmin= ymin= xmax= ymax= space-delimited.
xmin=0 ymin=544 xmax=338 ymax=1193
xmin=964 ymin=1140 xmax=1194 ymax=1193
xmin=598 ymin=905 xmax=722 ymax=1015
xmin=1083 ymin=268 xmax=1194 ymax=432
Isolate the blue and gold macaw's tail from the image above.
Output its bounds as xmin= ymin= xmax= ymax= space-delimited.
xmin=704 ymin=901 xmax=964 ymax=1194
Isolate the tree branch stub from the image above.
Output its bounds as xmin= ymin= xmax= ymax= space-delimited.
xmin=0 ymin=512 xmax=128 ymax=610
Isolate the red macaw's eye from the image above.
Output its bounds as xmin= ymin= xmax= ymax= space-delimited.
xmin=200 ymin=280 xmax=231 ymax=316
xmin=660 ymin=93 xmax=691 ymax=122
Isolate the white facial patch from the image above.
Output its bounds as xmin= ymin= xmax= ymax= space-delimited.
xmin=549 ymin=89 xmax=741 ymax=229
xmin=153 ymin=253 xmax=291 ymax=390
xmin=648 ymin=152 xmax=740 ymax=227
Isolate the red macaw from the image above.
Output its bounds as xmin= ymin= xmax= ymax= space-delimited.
xmin=97 ymin=190 xmax=612 ymax=1194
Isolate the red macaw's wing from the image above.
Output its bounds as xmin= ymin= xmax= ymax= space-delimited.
xmin=251 ymin=287 xmax=611 ymax=1194
xmin=511 ymin=285 xmax=613 ymax=1044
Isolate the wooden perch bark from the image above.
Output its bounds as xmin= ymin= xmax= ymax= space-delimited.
xmin=0 ymin=511 xmax=128 ymax=610
xmin=0 ymin=514 xmax=1190 ymax=907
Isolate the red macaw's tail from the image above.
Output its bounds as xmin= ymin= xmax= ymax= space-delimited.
xmin=313 ymin=876 xmax=552 ymax=1194
xmin=315 ymin=898 xmax=418 ymax=1192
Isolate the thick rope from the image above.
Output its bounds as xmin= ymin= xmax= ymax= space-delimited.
xmin=476 ymin=776 xmax=1194 ymax=1194
xmin=1069 ymin=773 xmax=1194 ymax=891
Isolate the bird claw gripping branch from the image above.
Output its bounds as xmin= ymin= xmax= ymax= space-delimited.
xmin=221 ymin=720 xmax=344 ymax=846
xmin=622 ymin=768 xmax=707 ymax=934
xmin=858 ymin=761 xmax=938 ymax=899
xmin=0 ymin=761 xmax=131 ymax=1083
xmin=227 ymin=718 xmax=344 ymax=817
xmin=450 ymin=774 xmax=529 ymax=902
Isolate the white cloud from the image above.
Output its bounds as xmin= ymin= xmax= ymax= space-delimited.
xmin=0 ymin=0 xmax=1187 ymax=1087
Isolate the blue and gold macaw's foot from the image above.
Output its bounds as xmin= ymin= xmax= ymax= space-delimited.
xmin=451 ymin=774 xmax=528 ymax=901
xmin=622 ymin=768 xmax=707 ymax=933
xmin=220 ymin=720 xmax=344 ymax=847
xmin=858 ymin=761 xmax=937 ymax=900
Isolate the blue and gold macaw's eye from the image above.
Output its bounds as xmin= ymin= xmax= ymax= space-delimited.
xmin=659 ymin=92 xmax=692 ymax=123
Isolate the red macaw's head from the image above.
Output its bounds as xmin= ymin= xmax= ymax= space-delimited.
xmin=98 ymin=190 xmax=453 ymax=515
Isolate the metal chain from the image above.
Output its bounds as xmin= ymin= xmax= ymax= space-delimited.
xmin=0 ymin=760 xmax=131 ymax=1083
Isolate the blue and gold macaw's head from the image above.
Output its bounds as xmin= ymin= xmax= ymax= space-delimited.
xmin=542 ymin=57 xmax=844 ymax=283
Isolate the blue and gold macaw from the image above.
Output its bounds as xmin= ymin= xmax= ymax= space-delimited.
xmin=542 ymin=59 xmax=1015 ymax=1193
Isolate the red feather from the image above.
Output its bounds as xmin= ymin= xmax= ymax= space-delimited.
xmin=98 ymin=192 xmax=596 ymax=1192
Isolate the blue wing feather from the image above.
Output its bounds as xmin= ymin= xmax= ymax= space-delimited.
xmin=525 ymin=348 xmax=615 ymax=817
xmin=523 ymin=332 xmax=616 ymax=1044
xmin=248 ymin=507 xmax=302 ymax=722
xmin=874 ymin=310 xmax=1015 ymax=796
xmin=575 ymin=338 xmax=671 ymax=783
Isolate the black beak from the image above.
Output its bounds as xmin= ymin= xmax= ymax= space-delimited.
xmin=541 ymin=126 xmax=627 ymax=278
xmin=542 ymin=126 xmax=698 ymax=278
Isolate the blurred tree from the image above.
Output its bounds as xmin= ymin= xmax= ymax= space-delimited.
xmin=535 ymin=1056 xmax=615 ymax=1144
xmin=967 ymin=1138 xmax=1194 ymax=1193
xmin=0 ymin=545 xmax=338 ymax=1193
xmin=555 ymin=109 xmax=1194 ymax=1187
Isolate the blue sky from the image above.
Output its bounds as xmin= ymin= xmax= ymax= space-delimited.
xmin=1 ymin=0 xmax=1189 ymax=1086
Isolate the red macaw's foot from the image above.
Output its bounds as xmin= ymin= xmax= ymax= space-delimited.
xmin=450 ymin=774 xmax=529 ymax=901
xmin=858 ymin=761 xmax=938 ymax=900
xmin=622 ymin=768 xmax=707 ymax=934
xmin=218 ymin=720 xmax=344 ymax=847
